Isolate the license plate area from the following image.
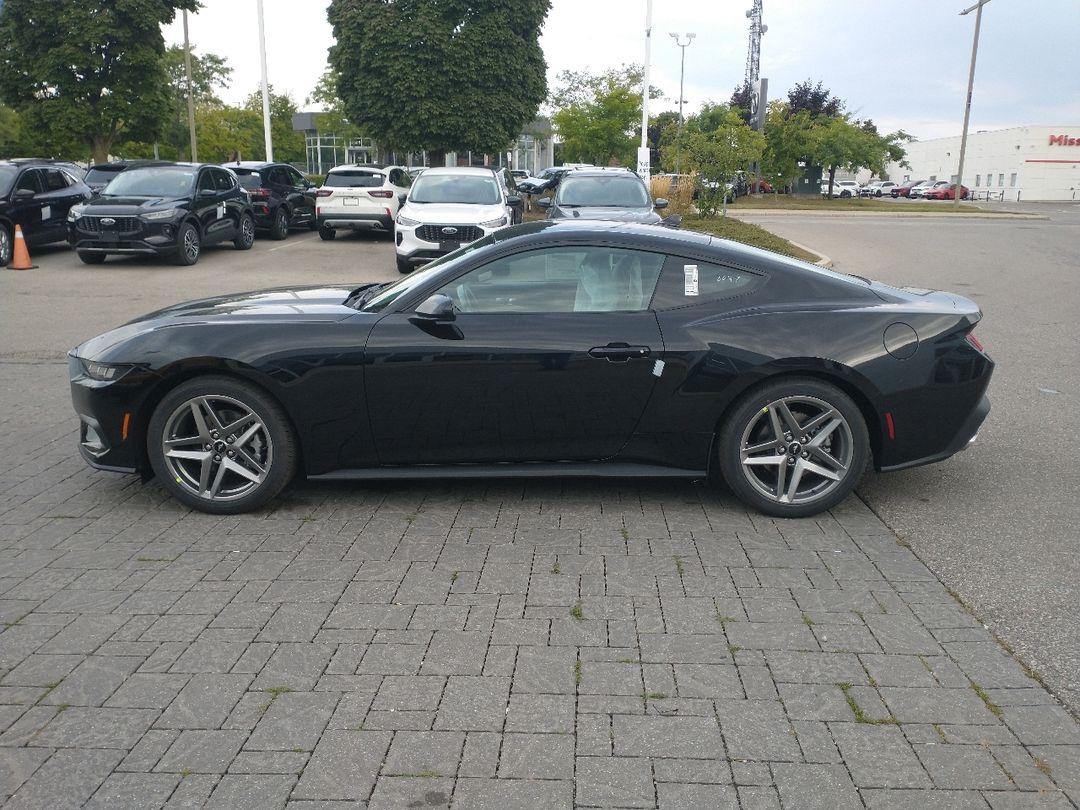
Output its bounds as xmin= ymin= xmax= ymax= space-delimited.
xmin=343 ymin=197 xmax=359 ymax=206
xmin=439 ymin=241 xmax=460 ymax=252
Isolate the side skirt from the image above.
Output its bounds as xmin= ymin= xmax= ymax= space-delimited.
xmin=309 ymin=462 xmax=707 ymax=482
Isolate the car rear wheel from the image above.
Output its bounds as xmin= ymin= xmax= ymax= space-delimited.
xmin=147 ymin=376 xmax=297 ymax=514
xmin=77 ymin=251 xmax=107 ymax=265
xmin=717 ymin=377 xmax=869 ymax=518
xmin=173 ymin=222 xmax=200 ymax=266
xmin=233 ymin=213 xmax=255 ymax=250
xmin=318 ymin=224 xmax=336 ymax=241
xmin=270 ymin=208 xmax=289 ymax=240
xmin=0 ymin=224 xmax=13 ymax=266
xmin=840 ymin=190 xmax=851 ymax=198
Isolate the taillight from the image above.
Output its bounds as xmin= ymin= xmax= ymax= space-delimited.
xmin=315 ymin=189 xmax=333 ymax=198
xmin=247 ymin=187 xmax=272 ymax=199
xmin=965 ymin=330 xmax=985 ymax=352
xmin=368 ymin=190 xmax=394 ymax=198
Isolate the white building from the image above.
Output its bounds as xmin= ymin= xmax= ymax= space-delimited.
xmin=883 ymin=125 xmax=1080 ymax=202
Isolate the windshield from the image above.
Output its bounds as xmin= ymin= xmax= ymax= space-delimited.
xmin=558 ymin=175 xmax=650 ymax=207
xmin=326 ymin=170 xmax=384 ymax=188
xmin=102 ymin=167 xmax=195 ymax=197
xmin=85 ymin=167 xmax=125 ymax=185
xmin=0 ymin=165 xmax=17 ymax=196
xmin=361 ymin=234 xmax=499 ymax=312
xmin=409 ymin=174 xmax=500 ymax=204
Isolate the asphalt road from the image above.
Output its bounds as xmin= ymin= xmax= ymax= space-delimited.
xmin=735 ymin=202 xmax=1080 ymax=713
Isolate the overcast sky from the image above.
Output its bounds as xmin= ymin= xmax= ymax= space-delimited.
xmin=164 ymin=0 xmax=1079 ymax=142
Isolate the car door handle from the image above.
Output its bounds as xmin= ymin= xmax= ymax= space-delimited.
xmin=589 ymin=343 xmax=651 ymax=362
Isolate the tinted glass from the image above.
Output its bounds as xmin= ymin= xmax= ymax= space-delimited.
xmin=104 ymin=167 xmax=196 ymax=197
xmin=0 ymin=165 xmax=17 ymax=196
xmin=652 ymin=257 xmax=761 ymax=309
xmin=43 ymin=169 xmax=68 ymax=191
xmin=85 ymin=166 xmax=125 ymax=185
xmin=409 ymin=174 xmax=500 ymax=204
xmin=558 ymin=175 xmax=650 ymax=207
xmin=326 ymin=170 xmax=384 ymax=188
xmin=436 ymin=246 xmax=665 ymax=314
xmin=212 ymin=169 xmax=235 ymax=191
xmin=16 ymin=170 xmax=42 ymax=194
xmin=236 ymin=175 xmax=263 ymax=190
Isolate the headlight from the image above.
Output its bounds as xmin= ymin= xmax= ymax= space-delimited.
xmin=396 ymin=214 xmax=419 ymax=227
xmin=68 ymin=205 xmax=85 ymax=222
xmin=142 ymin=209 xmax=180 ymax=221
xmin=80 ymin=360 xmax=138 ymax=382
xmin=480 ymin=216 xmax=507 ymax=228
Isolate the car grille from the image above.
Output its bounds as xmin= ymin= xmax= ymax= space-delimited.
xmin=416 ymin=224 xmax=483 ymax=243
xmin=77 ymin=215 xmax=141 ymax=234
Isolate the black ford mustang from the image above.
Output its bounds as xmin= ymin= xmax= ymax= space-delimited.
xmin=68 ymin=220 xmax=993 ymax=518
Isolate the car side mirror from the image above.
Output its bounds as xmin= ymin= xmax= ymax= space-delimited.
xmin=536 ymin=197 xmax=552 ymax=209
xmin=14 ymin=188 xmax=35 ymax=199
xmin=398 ymin=193 xmax=407 ymax=207
xmin=412 ymin=293 xmax=456 ymax=321
xmin=654 ymin=198 xmax=669 ymax=209
xmin=506 ymin=195 xmax=522 ymax=207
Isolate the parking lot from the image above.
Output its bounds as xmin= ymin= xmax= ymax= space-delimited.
xmin=1 ymin=219 xmax=1078 ymax=809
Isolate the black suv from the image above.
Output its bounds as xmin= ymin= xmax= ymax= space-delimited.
xmin=537 ymin=168 xmax=668 ymax=224
xmin=67 ymin=163 xmax=255 ymax=265
xmin=225 ymin=161 xmax=316 ymax=239
xmin=0 ymin=159 xmax=93 ymax=265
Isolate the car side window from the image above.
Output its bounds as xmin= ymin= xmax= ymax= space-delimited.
xmin=435 ymin=246 xmax=665 ymax=314
xmin=213 ymin=169 xmax=236 ymax=192
xmin=15 ymin=170 xmax=42 ymax=194
xmin=197 ymin=170 xmax=216 ymax=193
xmin=651 ymin=256 xmax=762 ymax=309
xmin=43 ymin=169 xmax=68 ymax=191
xmin=388 ymin=168 xmax=410 ymax=188
xmin=288 ymin=169 xmax=305 ymax=188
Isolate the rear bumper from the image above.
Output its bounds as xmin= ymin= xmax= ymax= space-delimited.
xmin=318 ymin=212 xmax=394 ymax=232
xmin=879 ymin=393 xmax=990 ymax=472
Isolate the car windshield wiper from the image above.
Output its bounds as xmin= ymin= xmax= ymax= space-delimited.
xmin=344 ymin=283 xmax=389 ymax=309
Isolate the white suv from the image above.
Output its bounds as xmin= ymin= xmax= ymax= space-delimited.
xmin=316 ymin=164 xmax=411 ymax=240
xmin=394 ymin=166 xmax=519 ymax=273
xmin=821 ymin=179 xmax=861 ymax=198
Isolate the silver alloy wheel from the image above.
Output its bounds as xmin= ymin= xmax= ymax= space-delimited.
xmin=738 ymin=395 xmax=854 ymax=506
xmin=183 ymin=227 xmax=200 ymax=263
xmin=240 ymin=215 xmax=254 ymax=245
xmin=160 ymin=394 xmax=273 ymax=502
xmin=0 ymin=226 xmax=10 ymax=265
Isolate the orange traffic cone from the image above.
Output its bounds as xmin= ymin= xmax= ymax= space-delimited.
xmin=7 ymin=224 xmax=37 ymax=270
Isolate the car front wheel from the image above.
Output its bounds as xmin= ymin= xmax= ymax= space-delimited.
xmin=0 ymin=224 xmax=14 ymax=266
xmin=717 ymin=377 xmax=869 ymax=518
xmin=173 ymin=222 xmax=200 ymax=266
xmin=270 ymin=208 xmax=289 ymax=240
xmin=78 ymin=251 xmax=107 ymax=265
xmin=147 ymin=376 xmax=297 ymax=514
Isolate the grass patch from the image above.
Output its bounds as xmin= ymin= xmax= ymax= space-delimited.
xmin=569 ymin=600 xmax=584 ymax=621
xmin=837 ymin=682 xmax=900 ymax=726
xmin=403 ymin=769 xmax=442 ymax=778
xmin=450 ymin=571 xmax=459 ymax=584
xmin=801 ymin=613 xmax=815 ymax=627
xmin=647 ymin=692 xmax=669 ymax=700
xmin=620 ymin=526 xmax=630 ymax=541
xmin=1034 ymin=756 xmax=1052 ymax=777
xmin=673 ymin=556 xmax=685 ymax=577
xmin=716 ymin=613 xmax=738 ymax=626
xmin=574 ymin=659 xmax=582 ymax=686
xmin=731 ymin=194 xmax=993 ymax=213
xmin=55 ymin=703 xmax=71 ymax=713
xmin=681 ymin=216 xmax=819 ymax=262
xmin=932 ymin=723 xmax=947 ymax=742
xmin=727 ymin=644 xmax=742 ymax=656
xmin=969 ymin=681 xmax=1003 ymax=719
xmin=551 ymin=561 xmax=561 ymax=575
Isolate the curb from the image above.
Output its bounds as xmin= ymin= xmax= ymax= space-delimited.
xmin=729 ymin=209 xmax=1048 ymax=220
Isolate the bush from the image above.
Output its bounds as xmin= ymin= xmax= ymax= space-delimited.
xmin=650 ymin=173 xmax=696 ymax=216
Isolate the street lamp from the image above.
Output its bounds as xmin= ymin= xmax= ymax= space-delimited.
xmin=954 ymin=0 xmax=990 ymax=207
xmin=670 ymin=32 xmax=695 ymax=174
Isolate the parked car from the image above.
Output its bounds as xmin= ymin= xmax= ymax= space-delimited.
xmin=860 ymin=181 xmax=898 ymax=198
xmin=510 ymin=169 xmax=533 ymax=183
xmin=315 ymin=164 xmax=412 ymax=241
xmin=756 ymin=179 xmax=775 ymax=194
xmin=908 ymin=180 xmax=938 ymax=199
xmin=821 ymin=179 xmax=860 ymax=198
xmin=394 ymin=166 xmax=520 ymax=273
xmin=0 ymin=159 xmax=93 ymax=266
xmin=538 ymin=168 xmax=667 ymax=224
xmin=890 ymin=180 xmax=927 ymax=198
xmin=67 ymin=162 xmax=255 ymax=265
xmin=226 ymin=161 xmax=316 ymax=239
xmin=68 ymin=219 xmax=993 ymax=518
xmin=84 ymin=160 xmax=172 ymax=196
xmin=924 ymin=182 xmax=970 ymax=201
xmin=492 ymin=166 xmax=524 ymax=225
xmin=517 ymin=165 xmax=577 ymax=195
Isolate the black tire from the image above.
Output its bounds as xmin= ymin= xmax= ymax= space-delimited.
xmin=78 ymin=251 xmax=107 ymax=265
xmin=717 ymin=377 xmax=869 ymax=518
xmin=147 ymin=376 xmax=297 ymax=515
xmin=308 ymin=218 xmax=319 ymax=231
xmin=396 ymin=256 xmax=413 ymax=274
xmin=173 ymin=222 xmax=200 ymax=266
xmin=318 ymin=224 xmax=336 ymax=241
xmin=0 ymin=223 xmax=11 ymax=266
xmin=840 ymin=190 xmax=851 ymax=198
xmin=269 ymin=207 xmax=289 ymax=240
xmin=233 ymin=213 xmax=255 ymax=250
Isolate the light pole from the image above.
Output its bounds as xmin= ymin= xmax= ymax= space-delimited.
xmin=670 ymin=33 xmax=695 ymax=176
xmin=954 ymin=0 xmax=991 ymax=207
xmin=257 ymin=0 xmax=274 ymax=162
xmin=637 ymin=0 xmax=653 ymax=183
xmin=182 ymin=9 xmax=197 ymax=162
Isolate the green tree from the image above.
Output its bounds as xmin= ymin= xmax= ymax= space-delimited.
xmin=328 ymin=0 xmax=549 ymax=163
xmin=810 ymin=115 xmax=909 ymax=195
xmin=786 ymin=79 xmax=843 ymax=119
xmin=760 ymin=102 xmax=813 ymax=192
xmin=669 ymin=107 xmax=765 ymax=217
xmin=241 ymin=88 xmax=305 ymax=164
xmin=550 ymin=65 xmax=662 ymax=166
xmin=0 ymin=0 xmax=200 ymax=163
xmin=163 ymin=45 xmax=232 ymax=160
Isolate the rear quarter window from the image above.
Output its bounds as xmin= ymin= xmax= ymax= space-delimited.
xmin=651 ymin=256 xmax=762 ymax=309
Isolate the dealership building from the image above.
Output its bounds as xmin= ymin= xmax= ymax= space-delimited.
xmin=882 ymin=125 xmax=1080 ymax=202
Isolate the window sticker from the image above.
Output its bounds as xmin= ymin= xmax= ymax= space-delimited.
xmin=683 ymin=264 xmax=699 ymax=296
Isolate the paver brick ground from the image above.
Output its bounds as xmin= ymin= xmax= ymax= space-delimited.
xmin=0 ymin=364 xmax=1078 ymax=808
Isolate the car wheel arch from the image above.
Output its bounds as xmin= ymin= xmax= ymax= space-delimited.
xmin=132 ymin=363 xmax=308 ymax=479
xmin=706 ymin=365 xmax=883 ymax=477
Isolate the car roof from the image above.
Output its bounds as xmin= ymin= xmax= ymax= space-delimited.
xmin=328 ymin=163 xmax=388 ymax=173
xmin=89 ymin=160 xmax=173 ymax=171
xmin=563 ymin=168 xmax=640 ymax=179
xmin=418 ymin=166 xmax=500 ymax=177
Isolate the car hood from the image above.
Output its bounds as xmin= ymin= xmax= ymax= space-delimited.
xmin=551 ymin=205 xmax=662 ymax=224
xmin=401 ymin=202 xmax=505 ymax=223
xmin=72 ymin=284 xmax=371 ymax=360
xmin=79 ymin=196 xmax=190 ymax=212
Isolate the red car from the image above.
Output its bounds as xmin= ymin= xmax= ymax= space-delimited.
xmin=756 ymin=179 xmax=774 ymax=193
xmin=890 ymin=179 xmax=927 ymax=198
xmin=924 ymin=182 xmax=969 ymax=201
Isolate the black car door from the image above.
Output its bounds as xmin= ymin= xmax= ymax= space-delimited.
xmin=281 ymin=166 xmax=315 ymax=225
xmin=9 ymin=169 xmax=45 ymax=244
xmin=194 ymin=168 xmax=237 ymax=244
xmin=38 ymin=168 xmax=85 ymax=242
xmin=363 ymin=245 xmax=667 ymax=465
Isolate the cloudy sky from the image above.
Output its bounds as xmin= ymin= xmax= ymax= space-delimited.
xmin=164 ymin=0 xmax=1079 ymax=142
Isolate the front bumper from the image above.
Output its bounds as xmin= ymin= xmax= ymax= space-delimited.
xmin=69 ymin=354 xmax=155 ymax=475
xmin=69 ymin=219 xmax=181 ymax=255
xmin=395 ymin=223 xmax=499 ymax=266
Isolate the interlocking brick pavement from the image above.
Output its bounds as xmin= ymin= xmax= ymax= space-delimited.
xmin=1 ymin=363 xmax=1078 ymax=808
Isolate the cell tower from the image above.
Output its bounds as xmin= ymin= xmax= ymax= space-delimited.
xmin=744 ymin=0 xmax=766 ymax=89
